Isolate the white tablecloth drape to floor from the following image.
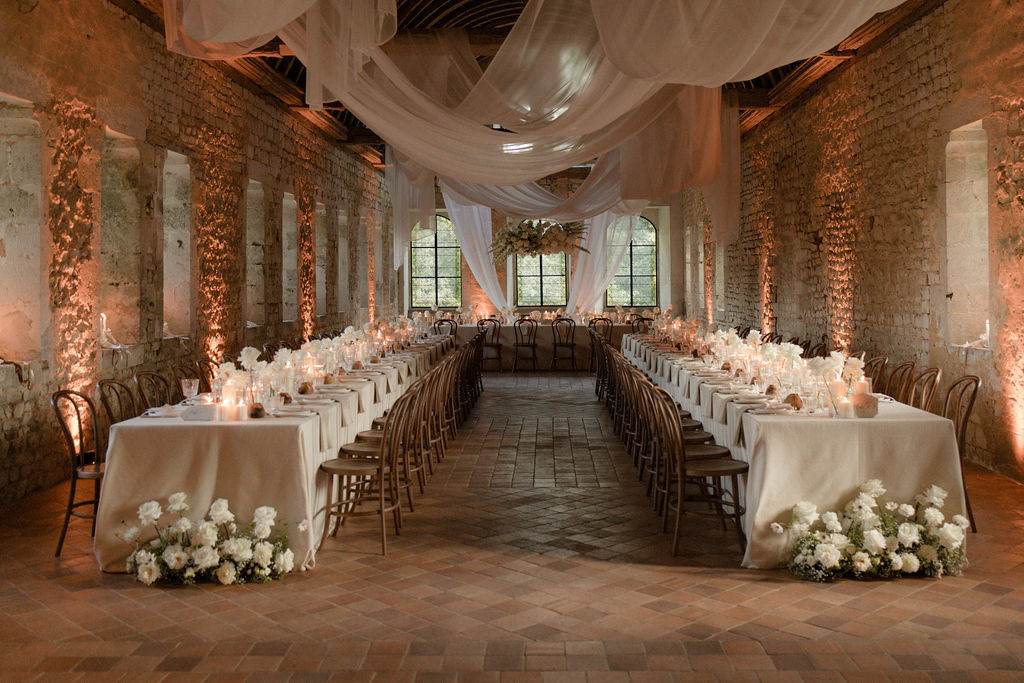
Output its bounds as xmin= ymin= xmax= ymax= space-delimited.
xmin=94 ymin=336 xmax=451 ymax=573
xmin=621 ymin=334 xmax=967 ymax=569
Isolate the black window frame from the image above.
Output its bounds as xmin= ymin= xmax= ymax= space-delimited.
xmin=409 ymin=215 xmax=462 ymax=309
xmin=605 ymin=216 xmax=658 ymax=308
xmin=515 ymin=251 xmax=569 ymax=308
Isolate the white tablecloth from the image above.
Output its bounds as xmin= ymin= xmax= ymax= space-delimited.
xmin=455 ymin=323 xmax=630 ymax=370
xmin=622 ymin=334 xmax=968 ymax=569
xmin=94 ymin=337 xmax=449 ymax=573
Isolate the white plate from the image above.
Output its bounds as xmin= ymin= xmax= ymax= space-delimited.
xmin=272 ymin=410 xmax=316 ymax=418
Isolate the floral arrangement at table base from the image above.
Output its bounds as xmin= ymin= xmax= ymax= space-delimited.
xmin=118 ymin=493 xmax=302 ymax=586
xmin=772 ymin=480 xmax=968 ymax=582
xmin=490 ymin=219 xmax=588 ymax=261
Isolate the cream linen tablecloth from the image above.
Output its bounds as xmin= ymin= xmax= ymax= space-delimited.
xmin=621 ymin=334 xmax=968 ymax=570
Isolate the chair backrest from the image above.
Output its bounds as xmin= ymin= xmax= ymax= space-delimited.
xmin=907 ymin=367 xmax=942 ymax=412
xmin=863 ymin=356 xmax=888 ymax=387
xmin=552 ymin=317 xmax=576 ymax=344
xmin=885 ymin=361 xmax=916 ymax=400
xmin=588 ymin=316 xmax=613 ymax=341
xmin=98 ymin=379 xmax=138 ymax=426
xmin=513 ymin=317 xmax=537 ymax=344
xmin=769 ymin=333 xmax=784 ymax=344
xmin=805 ymin=342 xmax=827 ymax=358
xmin=631 ymin=317 xmax=654 ymax=334
xmin=761 ymin=331 xmax=773 ymax=343
xmin=51 ymin=389 xmax=103 ymax=469
xmin=134 ymin=371 xmax=172 ymax=409
xmin=786 ymin=336 xmax=801 ymax=345
xmin=433 ymin=319 xmax=458 ymax=337
xmin=942 ymin=375 xmax=981 ymax=453
xmin=737 ymin=326 xmax=751 ymax=338
xmin=476 ymin=317 xmax=501 ymax=343
xmin=195 ymin=358 xmax=218 ymax=394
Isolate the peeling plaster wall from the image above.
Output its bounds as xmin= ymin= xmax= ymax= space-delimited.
xmin=0 ymin=0 xmax=394 ymax=507
xmin=721 ymin=0 xmax=1024 ymax=482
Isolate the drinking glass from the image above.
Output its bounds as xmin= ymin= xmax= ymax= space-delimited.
xmin=180 ymin=378 xmax=200 ymax=402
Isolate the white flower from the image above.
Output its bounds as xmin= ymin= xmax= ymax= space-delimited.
xmin=937 ymin=523 xmax=965 ymax=549
xmin=860 ymin=479 xmax=886 ymax=498
xmin=298 ymin=519 xmax=309 ymax=533
xmin=274 ymin=348 xmax=292 ymax=364
xmin=239 ymin=346 xmax=261 ymax=370
xmin=902 ymin=553 xmax=921 ymax=573
xmin=137 ymin=500 xmax=162 ymax=526
xmin=885 ymin=536 xmax=899 ymax=552
xmin=918 ymin=545 xmax=938 ymax=562
xmin=218 ymin=361 xmax=237 ymax=379
xmin=167 ymin=492 xmax=189 ymax=513
xmin=887 ymin=552 xmax=904 ymax=571
xmin=821 ymin=511 xmax=841 ymax=533
xmin=829 ymin=533 xmax=851 ymax=552
xmin=813 ymin=543 xmax=842 ymax=568
xmin=173 ymin=517 xmax=192 ymax=535
xmin=253 ymin=506 xmax=277 ymax=525
xmin=209 ymin=498 xmax=234 ymax=525
xmin=792 ymin=501 xmax=819 ymax=526
xmin=885 ymin=501 xmax=898 ymax=512
xmin=770 ymin=522 xmax=785 ymax=534
xmin=252 ymin=541 xmax=274 ymax=568
xmin=924 ymin=507 xmax=944 ymax=528
xmin=216 ymin=561 xmax=237 ymax=585
xmin=133 ymin=549 xmax=155 ymax=567
xmin=898 ymin=504 xmax=915 ymax=518
xmin=863 ymin=529 xmax=887 ymax=555
xmin=917 ymin=485 xmax=948 ymax=508
xmin=184 ymin=567 xmax=196 ymax=580
xmin=897 ymin=523 xmax=921 ymax=547
xmin=121 ymin=526 xmax=140 ymax=543
xmin=137 ymin=562 xmax=161 ymax=585
xmin=192 ymin=545 xmax=220 ymax=570
xmin=852 ymin=551 xmax=872 ymax=572
xmin=254 ymin=523 xmax=272 ymax=540
xmin=222 ymin=537 xmax=253 ymax=564
xmin=162 ymin=544 xmax=189 ymax=570
xmin=952 ymin=514 xmax=970 ymax=529
xmin=790 ymin=522 xmax=809 ymax=536
xmin=193 ymin=521 xmax=218 ymax=547
xmin=274 ymin=548 xmax=295 ymax=574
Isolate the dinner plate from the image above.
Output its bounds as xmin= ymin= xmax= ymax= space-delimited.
xmin=272 ymin=410 xmax=316 ymax=418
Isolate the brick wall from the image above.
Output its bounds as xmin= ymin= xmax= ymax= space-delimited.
xmin=0 ymin=0 xmax=396 ymax=507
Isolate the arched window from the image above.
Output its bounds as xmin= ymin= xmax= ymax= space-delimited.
xmin=606 ymin=216 xmax=657 ymax=307
xmin=516 ymin=252 xmax=568 ymax=307
xmin=410 ymin=215 xmax=462 ymax=308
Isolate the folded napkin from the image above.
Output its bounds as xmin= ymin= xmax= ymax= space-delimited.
xmin=142 ymin=404 xmax=183 ymax=418
xmin=180 ymin=405 xmax=217 ymax=421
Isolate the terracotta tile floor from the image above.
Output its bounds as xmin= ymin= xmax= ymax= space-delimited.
xmin=3 ymin=373 xmax=1024 ymax=681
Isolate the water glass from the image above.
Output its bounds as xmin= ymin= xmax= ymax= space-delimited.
xmin=180 ymin=378 xmax=200 ymax=401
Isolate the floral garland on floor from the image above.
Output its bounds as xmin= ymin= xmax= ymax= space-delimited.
xmin=118 ymin=493 xmax=300 ymax=585
xmin=773 ymin=480 xmax=968 ymax=581
xmin=490 ymin=219 xmax=588 ymax=261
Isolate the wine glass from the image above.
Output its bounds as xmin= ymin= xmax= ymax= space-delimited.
xmin=180 ymin=378 xmax=200 ymax=402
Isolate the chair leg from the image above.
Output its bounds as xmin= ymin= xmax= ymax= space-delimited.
xmin=731 ymin=473 xmax=746 ymax=551
xmin=55 ymin=475 xmax=77 ymax=557
xmin=319 ymin=474 xmax=335 ymax=550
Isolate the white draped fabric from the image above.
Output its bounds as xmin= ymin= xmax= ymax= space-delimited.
xmin=565 ymin=213 xmax=637 ymax=315
xmin=441 ymin=192 xmax=509 ymax=312
xmin=702 ymin=101 xmax=742 ymax=244
xmin=590 ymin=0 xmax=905 ymax=85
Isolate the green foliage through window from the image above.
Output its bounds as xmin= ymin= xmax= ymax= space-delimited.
xmin=516 ymin=252 xmax=567 ymax=307
xmin=606 ymin=217 xmax=657 ymax=307
xmin=410 ymin=216 xmax=462 ymax=308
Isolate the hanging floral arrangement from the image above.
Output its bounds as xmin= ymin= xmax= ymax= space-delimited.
xmin=490 ymin=219 xmax=588 ymax=261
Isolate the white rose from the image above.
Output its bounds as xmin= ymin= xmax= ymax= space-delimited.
xmin=917 ymin=485 xmax=948 ymax=508
xmin=274 ymin=548 xmax=295 ymax=574
xmin=253 ymin=506 xmax=277 ymax=525
xmin=897 ymin=523 xmax=921 ymax=547
xmin=851 ymin=551 xmax=872 ymax=572
xmin=137 ymin=500 xmax=162 ymax=526
xmin=193 ymin=521 xmax=218 ymax=547
xmin=162 ymin=544 xmax=189 ymax=571
xmin=218 ymin=361 xmax=236 ymax=379
xmin=209 ymin=498 xmax=235 ymax=525
xmin=792 ymin=501 xmax=819 ymax=526
xmin=813 ymin=543 xmax=842 ymax=568
xmin=918 ymin=545 xmax=938 ymax=562
xmin=133 ymin=549 xmax=155 ymax=567
xmin=254 ymin=523 xmax=272 ymax=540
xmin=770 ymin=522 xmax=785 ymax=534
xmin=192 ymin=545 xmax=220 ymax=570
xmin=860 ymin=479 xmax=886 ymax=498
xmin=820 ymin=511 xmax=841 ymax=533
xmin=898 ymin=504 xmax=915 ymax=518
xmin=829 ymin=533 xmax=851 ymax=552
xmin=901 ymin=552 xmax=921 ymax=573
xmin=121 ymin=526 xmax=140 ymax=544
xmin=885 ymin=501 xmax=898 ymax=512
xmin=239 ymin=346 xmax=261 ymax=370
xmin=216 ymin=561 xmax=237 ymax=585
xmin=862 ymin=529 xmax=887 ymax=555
xmin=167 ymin=492 xmax=189 ymax=513
xmin=137 ymin=562 xmax=161 ymax=585
xmin=252 ymin=541 xmax=274 ymax=568
xmin=173 ymin=517 xmax=192 ymax=535
xmin=937 ymin=523 xmax=965 ymax=549
xmin=923 ymin=507 xmax=944 ymax=528
xmin=952 ymin=514 xmax=970 ymax=529
xmin=888 ymin=552 xmax=904 ymax=571
xmin=222 ymin=537 xmax=253 ymax=564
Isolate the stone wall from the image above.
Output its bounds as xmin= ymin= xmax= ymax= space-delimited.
xmin=691 ymin=0 xmax=1024 ymax=481
xmin=0 ymin=0 xmax=396 ymax=507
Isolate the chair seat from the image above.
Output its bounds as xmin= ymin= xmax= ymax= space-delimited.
xmin=76 ymin=462 xmax=105 ymax=480
xmin=686 ymin=444 xmax=731 ymax=460
xmin=320 ymin=456 xmax=385 ymax=476
xmin=683 ymin=430 xmax=714 ymax=444
xmin=356 ymin=429 xmax=384 ymax=442
xmin=685 ymin=457 xmax=749 ymax=478
xmin=340 ymin=441 xmax=382 ymax=457
xmin=372 ymin=416 xmax=387 ymax=429
xmin=679 ymin=418 xmax=703 ymax=431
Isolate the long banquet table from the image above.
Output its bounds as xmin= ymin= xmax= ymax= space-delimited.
xmin=94 ymin=335 xmax=454 ymax=573
xmin=621 ymin=333 xmax=968 ymax=569
xmin=455 ymin=322 xmax=630 ymax=371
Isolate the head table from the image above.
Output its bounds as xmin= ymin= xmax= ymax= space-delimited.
xmin=621 ymin=334 xmax=967 ymax=569
xmin=93 ymin=335 xmax=454 ymax=573
xmin=454 ymin=322 xmax=630 ymax=371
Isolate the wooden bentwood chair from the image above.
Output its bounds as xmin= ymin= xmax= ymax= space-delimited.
xmin=512 ymin=317 xmax=538 ymax=371
xmin=550 ymin=317 xmax=577 ymax=370
xmin=51 ymin=390 xmax=105 ymax=556
xmin=477 ymin=317 xmax=502 ymax=371
xmin=943 ymin=375 xmax=982 ymax=532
